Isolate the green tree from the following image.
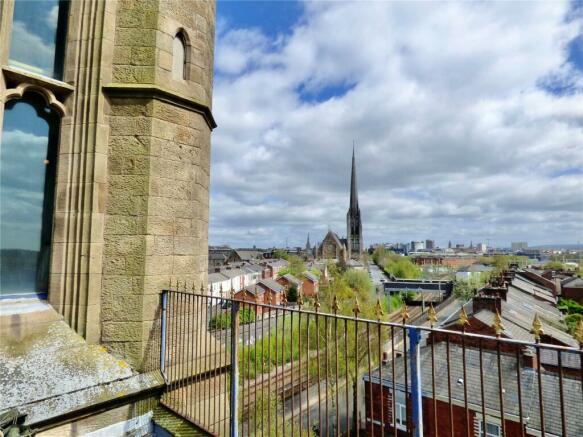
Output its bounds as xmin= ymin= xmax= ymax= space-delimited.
xmin=273 ymin=249 xmax=289 ymax=260
xmin=384 ymin=257 xmax=422 ymax=279
xmin=453 ymin=279 xmax=479 ymax=301
xmin=543 ymin=261 xmax=564 ymax=270
xmin=286 ymin=285 xmax=298 ymax=303
xmin=278 ymin=255 xmax=306 ymax=278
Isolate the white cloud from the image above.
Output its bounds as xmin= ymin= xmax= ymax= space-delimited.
xmin=210 ymin=1 xmax=583 ymax=248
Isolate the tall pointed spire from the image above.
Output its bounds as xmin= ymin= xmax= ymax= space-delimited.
xmin=350 ymin=142 xmax=359 ymax=211
xmin=347 ymin=142 xmax=363 ymax=259
xmin=306 ymin=233 xmax=311 ymax=251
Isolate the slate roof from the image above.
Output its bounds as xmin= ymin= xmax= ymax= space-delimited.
xmin=303 ymin=271 xmax=319 ymax=282
xmin=282 ymin=274 xmax=302 ymax=287
xmin=208 ymin=272 xmax=228 ymax=284
xmin=509 ymin=276 xmax=555 ymax=303
xmin=257 ymin=279 xmax=284 ymax=293
xmin=243 ymin=284 xmax=265 ymax=296
xmin=219 ymin=268 xmax=245 ymax=279
xmin=366 ymin=343 xmax=583 ymax=437
xmin=234 ymin=250 xmax=263 ymax=261
xmin=562 ymin=276 xmax=583 ymax=288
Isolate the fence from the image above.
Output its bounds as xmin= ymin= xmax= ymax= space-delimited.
xmin=159 ymin=288 xmax=583 ymax=437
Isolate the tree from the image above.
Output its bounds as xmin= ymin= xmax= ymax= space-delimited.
xmin=286 ymin=285 xmax=298 ymax=303
xmin=384 ymin=256 xmax=422 ymax=279
xmin=543 ymin=261 xmax=564 ymax=270
xmin=453 ymin=279 xmax=479 ymax=301
xmin=278 ymin=255 xmax=306 ymax=278
xmin=273 ymin=249 xmax=289 ymax=260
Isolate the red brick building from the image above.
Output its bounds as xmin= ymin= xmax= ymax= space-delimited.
xmin=301 ymin=271 xmax=319 ymax=297
xmin=364 ymin=342 xmax=582 ymax=437
xmin=561 ymin=276 xmax=583 ymax=305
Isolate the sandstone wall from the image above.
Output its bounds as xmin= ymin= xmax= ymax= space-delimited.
xmin=101 ymin=0 xmax=215 ymax=368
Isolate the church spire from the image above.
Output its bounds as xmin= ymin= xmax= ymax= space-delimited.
xmin=347 ymin=143 xmax=363 ymax=259
xmin=306 ymin=233 xmax=311 ymax=251
xmin=350 ymin=143 xmax=359 ymax=211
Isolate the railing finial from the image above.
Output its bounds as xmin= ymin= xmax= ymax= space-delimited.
xmin=169 ymin=277 xmax=173 ymax=289
xmin=375 ymin=297 xmax=384 ymax=321
xmin=530 ymin=313 xmax=543 ymax=342
xmin=297 ymin=292 xmax=304 ymax=308
xmin=332 ymin=295 xmax=340 ymax=314
xmin=400 ymin=303 xmax=410 ymax=324
xmin=575 ymin=319 xmax=583 ymax=349
xmin=200 ymin=282 xmax=204 ymax=293
xmin=230 ymin=287 xmax=235 ymax=299
xmin=353 ymin=296 xmax=361 ymax=318
xmin=493 ymin=310 xmax=504 ymax=337
xmin=458 ymin=307 xmax=470 ymax=329
xmin=314 ymin=294 xmax=320 ymax=312
xmin=428 ymin=303 xmax=437 ymax=327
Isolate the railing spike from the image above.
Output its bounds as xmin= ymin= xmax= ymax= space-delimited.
xmin=314 ymin=294 xmax=320 ymax=311
xmin=575 ymin=318 xmax=583 ymax=348
xmin=530 ymin=313 xmax=543 ymax=342
xmin=200 ymin=282 xmax=204 ymax=293
xmin=230 ymin=287 xmax=235 ymax=300
xmin=428 ymin=303 xmax=437 ymax=327
xmin=297 ymin=291 xmax=304 ymax=308
xmin=458 ymin=306 xmax=470 ymax=329
xmin=401 ymin=303 xmax=410 ymax=324
xmin=353 ymin=296 xmax=361 ymax=318
xmin=375 ymin=297 xmax=384 ymax=321
xmin=493 ymin=309 xmax=505 ymax=337
xmin=332 ymin=295 xmax=340 ymax=314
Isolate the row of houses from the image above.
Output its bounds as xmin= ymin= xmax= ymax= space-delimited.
xmin=365 ymin=266 xmax=583 ymax=436
xmin=207 ymin=259 xmax=324 ymax=312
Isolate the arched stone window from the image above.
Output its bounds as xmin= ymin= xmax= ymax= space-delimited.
xmin=9 ymin=0 xmax=69 ymax=80
xmin=172 ymin=31 xmax=188 ymax=80
xmin=0 ymin=93 xmax=60 ymax=297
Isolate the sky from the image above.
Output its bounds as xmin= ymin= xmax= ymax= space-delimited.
xmin=210 ymin=0 xmax=583 ymax=249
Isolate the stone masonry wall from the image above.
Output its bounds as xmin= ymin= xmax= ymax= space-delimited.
xmin=101 ymin=0 xmax=214 ymax=369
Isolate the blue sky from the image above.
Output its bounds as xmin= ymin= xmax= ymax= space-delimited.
xmin=210 ymin=0 xmax=583 ymax=249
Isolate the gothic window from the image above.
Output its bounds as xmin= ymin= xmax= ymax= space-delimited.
xmin=172 ymin=31 xmax=188 ymax=80
xmin=0 ymin=94 xmax=60 ymax=297
xmin=9 ymin=0 xmax=69 ymax=80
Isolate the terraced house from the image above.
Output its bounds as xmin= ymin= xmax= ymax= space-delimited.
xmin=0 ymin=0 xmax=216 ymax=434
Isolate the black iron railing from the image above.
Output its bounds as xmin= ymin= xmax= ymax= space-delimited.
xmin=159 ymin=289 xmax=583 ymax=437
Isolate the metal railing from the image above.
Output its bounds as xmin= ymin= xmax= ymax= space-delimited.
xmin=159 ymin=288 xmax=583 ymax=437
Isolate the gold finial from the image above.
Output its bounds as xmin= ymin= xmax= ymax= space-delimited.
xmin=401 ymin=304 xmax=410 ymax=324
xmin=530 ymin=314 xmax=543 ymax=342
xmin=230 ymin=287 xmax=235 ymax=299
xmin=183 ymin=281 xmax=187 ymax=292
xmin=265 ymin=292 xmax=271 ymax=305
xmin=282 ymin=292 xmax=288 ymax=305
xmin=192 ymin=282 xmax=196 ymax=293
xmin=332 ymin=295 xmax=340 ymax=314
xmin=200 ymin=282 xmax=205 ymax=293
xmin=353 ymin=297 xmax=361 ymax=317
xmin=574 ymin=319 xmax=583 ymax=348
xmin=169 ymin=278 xmax=173 ymax=289
xmin=375 ymin=298 xmax=384 ymax=321
xmin=458 ymin=307 xmax=470 ymax=329
xmin=492 ymin=310 xmax=505 ymax=337
xmin=314 ymin=294 xmax=321 ymax=312
xmin=428 ymin=304 xmax=437 ymax=327
xmin=297 ymin=292 xmax=304 ymax=307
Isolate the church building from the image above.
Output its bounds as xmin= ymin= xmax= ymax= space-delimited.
xmin=318 ymin=147 xmax=363 ymax=260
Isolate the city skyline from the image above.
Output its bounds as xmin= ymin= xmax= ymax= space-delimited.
xmin=209 ymin=1 xmax=583 ymax=248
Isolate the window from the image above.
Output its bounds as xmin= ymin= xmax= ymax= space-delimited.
xmin=0 ymin=94 xmax=59 ymax=297
xmin=9 ymin=0 xmax=69 ymax=79
xmin=172 ymin=32 xmax=187 ymax=80
xmin=479 ymin=421 xmax=501 ymax=437
xmin=394 ymin=390 xmax=407 ymax=430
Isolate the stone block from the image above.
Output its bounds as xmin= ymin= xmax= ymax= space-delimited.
xmin=102 ymin=321 xmax=143 ymax=341
xmin=173 ymin=256 xmax=196 ymax=274
xmin=146 ymin=216 xmax=174 ymax=235
xmin=174 ymin=236 xmax=196 ymax=255
xmin=101 ymin=294 xmax=144 ymax=323
xmin=145 ymin=255 xmax=173 ymax=276
xmin=145 ymin=235 xmax=174 ymax=256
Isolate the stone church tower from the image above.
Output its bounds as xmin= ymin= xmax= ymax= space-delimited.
xmin=0 ymin=0 xmax=216 ymax=368
xmin=346 ymin=147 xmax=363 ymax=258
